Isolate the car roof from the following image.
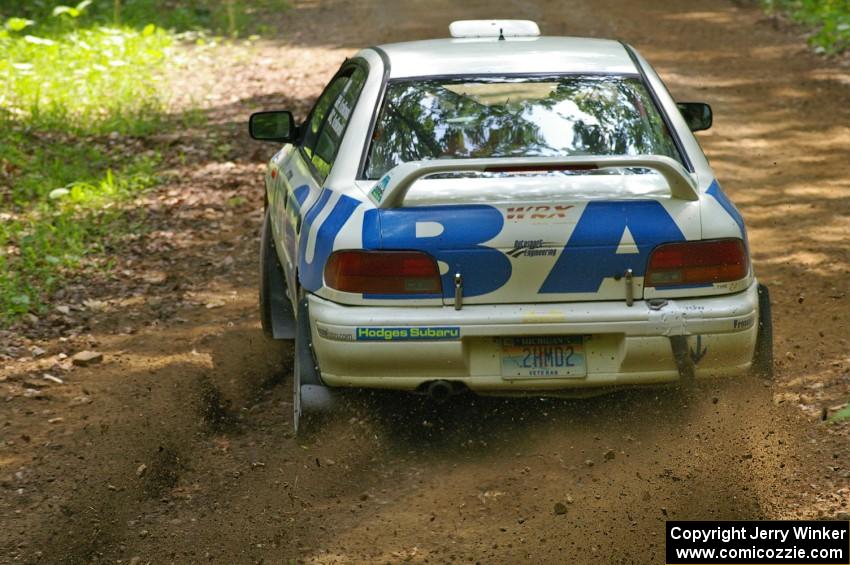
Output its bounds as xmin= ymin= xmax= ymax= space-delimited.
xmin=374 ymin=36 xmax=638 ymax=79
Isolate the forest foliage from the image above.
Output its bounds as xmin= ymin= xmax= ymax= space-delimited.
xmin=0 ymin=1 xmax=279 ymax=325
xmin=762 ymin=0 xmax=850 ymax=54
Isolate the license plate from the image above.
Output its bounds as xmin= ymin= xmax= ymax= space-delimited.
xmin=501 ymin=336 xmax=586 ymax=379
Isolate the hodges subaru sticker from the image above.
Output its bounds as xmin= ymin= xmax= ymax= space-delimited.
xmin=356 ymin=327 xmax=460 ymax=341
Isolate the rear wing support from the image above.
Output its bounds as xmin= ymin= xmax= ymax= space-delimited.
xmin=370 ymin=155 xmax=699 ymax=208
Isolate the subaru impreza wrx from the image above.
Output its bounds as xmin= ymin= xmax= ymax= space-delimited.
xmin=248 ymin=20 xmax=773 ymax=432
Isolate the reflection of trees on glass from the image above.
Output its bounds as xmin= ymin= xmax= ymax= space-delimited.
xmin=365 ymin=76 xmax=681 ymax=179
xmin=303 ymin=67 xmax=367 ymax=180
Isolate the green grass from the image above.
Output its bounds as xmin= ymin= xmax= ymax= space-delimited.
xmin=0 ymin=0 xmax=283 ymax=37
xmin=0 ymin=22 xmax=172 ymax=134
xmin=0 ymin=3 xmax=174 ymax=324
xmin=762 ymin=0 xmax=850 ymax=54
xmin=0 ymin=123 xmax=161 ymax=321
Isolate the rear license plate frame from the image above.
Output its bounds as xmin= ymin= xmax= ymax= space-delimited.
xmin=500 ymin=335 xmax=587 ymax=379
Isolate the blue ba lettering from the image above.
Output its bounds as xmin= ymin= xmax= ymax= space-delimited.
xmin=539 ymin=201 xmax=685 ymax=293
xmin=363 ymin=205 xmax=511 ymax=297
xmin=298 ymin=189 xmax=361 ymax=291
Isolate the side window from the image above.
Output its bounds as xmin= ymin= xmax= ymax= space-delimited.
xmin=302 ymin=66 xmax=367 ymax=180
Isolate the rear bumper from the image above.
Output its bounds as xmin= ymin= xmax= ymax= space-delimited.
xmin=307 ymin=282 xmax=760 ymax=392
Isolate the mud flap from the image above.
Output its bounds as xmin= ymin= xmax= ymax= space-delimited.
xmin=293 ymin=297 xmax=338 ymax=434
xmin=751 ymin=283 xmax=774 ymax=379
xmin=669 ymin=335 xmax=696 ymax=383
xmin=300 ymin=385 xmax=337 ymax=411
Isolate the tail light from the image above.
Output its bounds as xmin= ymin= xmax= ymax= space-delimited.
xmin=324 ymin=250 xmax=442 ymax=295
xmin=645 ymin=239 xmax=748 ymax=287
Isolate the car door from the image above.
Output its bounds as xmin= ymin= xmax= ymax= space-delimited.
xmin=271 ymin=62 xmax=369 ymax=301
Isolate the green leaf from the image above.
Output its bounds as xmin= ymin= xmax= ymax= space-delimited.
xmin=4 ymin=17 xmax=35 ymax=32
xmin=75 ymin=0 xmax=93 ymax=12
xmin=52 ymin=6 xmax=81 ymax=18
xmin=49 ymin=187 xmax=70 ymax=200
xmin=829 ymin=404 xmax=850 ymax=423
xmin=23 ymin=35 xmax=55 ymax=46
xmin=142 ymin=23 xmax=157 ymax=37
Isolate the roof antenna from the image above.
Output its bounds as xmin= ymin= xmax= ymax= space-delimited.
xmin=498 ymin=27 xmax=505 ymax=41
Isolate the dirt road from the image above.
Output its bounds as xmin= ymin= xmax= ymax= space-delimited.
xmin=2 ymin=0 xmax=849 ymax=563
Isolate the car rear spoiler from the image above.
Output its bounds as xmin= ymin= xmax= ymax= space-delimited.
xmin=370 ymin=155 xmax=699 ymax=208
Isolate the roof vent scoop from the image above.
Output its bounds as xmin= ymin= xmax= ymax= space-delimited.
xmin=449 ymin=20 xmax=540 ymax=39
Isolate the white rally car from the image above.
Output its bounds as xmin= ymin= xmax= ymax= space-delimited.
xmin=249 ymin=20 xmax=773 ymax=431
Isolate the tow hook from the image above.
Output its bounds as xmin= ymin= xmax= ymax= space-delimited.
xmin=624 ymin=268 xmax=634 ymax=307
xmin=454 ymin=272 xmax=463 ymax=311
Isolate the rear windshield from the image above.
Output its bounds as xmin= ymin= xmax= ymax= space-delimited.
xmin=364 ymin=75 xmax=681 ymax=179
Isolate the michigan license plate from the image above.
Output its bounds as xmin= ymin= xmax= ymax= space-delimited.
xmin=501 ymin=336 xmax=586 ymax=379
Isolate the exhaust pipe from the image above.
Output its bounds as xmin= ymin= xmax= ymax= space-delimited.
xmin=426 ymin=380 xmax=455 ymax=402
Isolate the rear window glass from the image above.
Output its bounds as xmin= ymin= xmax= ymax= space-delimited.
xmin=364 ymin=75 xmax=681 ymax=179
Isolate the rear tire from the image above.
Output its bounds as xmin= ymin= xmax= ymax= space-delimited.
xmin=259 ymin=208 xmax=296 ymax=339
xmin=259 ymin=208 xmax=280 ymax=338
xmin=751 ymin=283 xmax=774 ymax=379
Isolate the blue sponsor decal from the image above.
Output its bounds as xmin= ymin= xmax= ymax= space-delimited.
xmin=706 ymin=180 xmax=746 ymax=240
xmin=362 ymin=200 xmax=688 ymax=298
xmin=355 ymin=326 xmax=461 ymax=341
xmin=292 ymin=184 xmax=310 ymax=206
xmin=286 ymin=184 xmax=311 ymax=239
xmin=363 ymin=205 xmax=511 ymax=298
xmin=540 ymin=201 xmax=686 ymax=293
xmin=298 ymin=189 xmax=361 ymax=291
